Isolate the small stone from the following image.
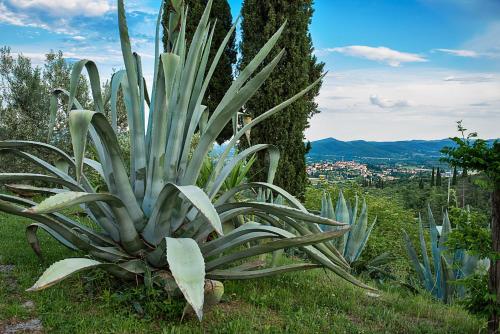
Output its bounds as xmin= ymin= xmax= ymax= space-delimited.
xmin=3 ymin=319 xmax=43 ymax=333
xmin=0 ymin=264 xmax=15 ymax=273
xmin=365 ymin=291 xmax=380 ymax=298
xmin=22 ymin=301 xmax=35 ymax=311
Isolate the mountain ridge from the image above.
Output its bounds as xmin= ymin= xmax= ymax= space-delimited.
xmin=307 ymin=137 xmax=497 ymax=162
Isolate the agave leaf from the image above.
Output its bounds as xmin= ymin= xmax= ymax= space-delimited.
xmin=0 ymin=194 xmax=116 ymax=246
xmin=1 ymin=149 xmax=78 ymax=186
xmin=440 ymin=211 xmax=454 ymax=265
xmin=0 ymin=141 xmax=98 ymax=192
xmin=143 ymin=53 xmax=180 ymax=214
xmin=163 ymin=2 xmax=212 ymax=185
xmin=207 ymin=263 xmax=321 ymax=280
xmin=27 ymin=258 xmax=146 ymax=292
xmin=54 ymin=159 xmax=69 ymax=175
xmin=83 ymin=158 xmax=105 ymax=180
xmin=351 ymin=217 xmax=377 ymax=263
xmin=145 ymin=0 xmax=164 ymax=153
xmin=344 ymin=199 xmax=369 ymax=263
xmin=203 ymin=231 xmax=281 ymax=258
xmin=165 ymin=237 xmax=206 ymax=321
xmin=185 ymin=48 xmax=286 ymax=185
xmin=26 ymin=223 xmax=79 ymax=258
xmin=417 ymin=214 xmax=433 ymax=291
xmin=27 ymin=191 xmax=144 ymax=254
xmin=143 ymin=183 xmax=222 ymax=245
xmin=68 ymin=110 xmax=145 ymax=227
xmin=440 ymin=255 xmax=455 ymax=303
xmin=335 ymin=190 xmax=350 ymax=225
xmin=249 ymin=214 xmax=350 ymax=270
xmin=0 ymin=173 xmax=83 ymax=191
xmin=27 ymin=258 xmax=103 ymax=291
xmin=427 ymin=204 xmax=442 ymax=298
xmin=68 ymin=60 xmax=104 ymax=113
xmin=216 ymin=182 xmax=307 ymax=211
xmin=206 ymin=144 xmax=279 ymax=199
xmin=217 ymin=202 xmax=345 ymax=227
xmin=117 ymin=0 xmax=147 ymax=200
xmin=178 ymin=18 xmax=239 ymax=174
xmin=206 ymin=227 xmax=349 ymax=271
xmin=402 ymin=229 xmax=427 ymax=286
xmin=26 ymin=192 xmax=121 ymax=214
xmin=0 ymin=199 xmax=125 ymax=261
xmin=215 ymin=74 xmax=325 ymax=180
xmin=5 ymin=184 xmax=67 ymax=196
xmin=109 ymin=70 xmax=131 ymax=132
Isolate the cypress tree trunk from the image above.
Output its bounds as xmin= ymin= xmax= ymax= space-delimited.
xmin=489 ymin=187 xmax=500 ymax=333
xmin=239 ymin=0 xmax=324 ymax=199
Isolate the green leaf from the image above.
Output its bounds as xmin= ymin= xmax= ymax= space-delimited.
xmin=165 ymin=237 xmax=206 ymax=320
xmin=143 ymin=184 xmax=223 ymax=245
xmin=27 ymin=258 xmax=103 ymax=291
xmin=207 ymin=263 xmax=321 ymax=280
xmin=26 ymin=192 xmax=120 ymax=214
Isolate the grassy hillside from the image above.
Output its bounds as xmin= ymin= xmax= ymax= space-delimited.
xmin=0 ymin=212 xmax=485 ymax=333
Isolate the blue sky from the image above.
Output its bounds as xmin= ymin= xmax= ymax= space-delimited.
xmin=1 ymin=0 xmax=499 ymax=141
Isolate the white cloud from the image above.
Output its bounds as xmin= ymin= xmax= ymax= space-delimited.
xmin=325 ymin=46 xmax=427 ymax=67
xmin=72 ymin=35 xmax=86 ymax=41
xmin=444 ymin=75 xmax=495 ymax=83
xmin=369 ymin=95 xmax=410 ymax=109
xmin=434 ymin=48 xmax=480 ymax=57
xmin=0 ymin=2 xmax=73 ymax=34
xmin=6 ymin=0 xmax=114 ymax=17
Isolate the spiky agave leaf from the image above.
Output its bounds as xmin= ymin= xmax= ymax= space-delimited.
xmin=0 ymin=0 xmax=374 ymax=318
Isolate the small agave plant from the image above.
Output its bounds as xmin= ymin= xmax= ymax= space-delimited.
xmin=319 ymin=190 xmax=379 ymax=264
xmin=0 ymin=0 xmax=371 ymax=320
xmin=403 ymin=205 xmax=483 ymax=303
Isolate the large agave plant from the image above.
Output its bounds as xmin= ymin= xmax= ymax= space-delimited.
xmin=403 ymin=205 xmax=483 ymax=303
xmin=0 ymin=0 xmax=371 ymax=320
xmin=320 ymin=190 xmax=378 ymax=264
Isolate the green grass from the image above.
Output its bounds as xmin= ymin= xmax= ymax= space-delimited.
xmin=0 ymin=212 xmax=486 ymax=333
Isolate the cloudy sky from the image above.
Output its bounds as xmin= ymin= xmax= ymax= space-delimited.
xmin=0 ymin=0 xmax=499 ymax=141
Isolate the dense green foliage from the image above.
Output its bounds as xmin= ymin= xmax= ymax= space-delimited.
xmin=239 ymin=0 xmax=324 ymax=199
xmin=441 ymin=122 xmax=500 ymax=189
xmin=162 ymin=0 xmax=236 ymax=143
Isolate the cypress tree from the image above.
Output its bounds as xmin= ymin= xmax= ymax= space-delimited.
xmin=162 ymin=0 xmax=237 ymax=143
xmin=436 ymin=167 xmax=442 ymax=186
xmin=419 ymin=178 xmax=424 ymax=189
xmin=452 ymin=166 xmax=458 ymax=186
xmin=431 ymin=167 xmax=435 ymax=186
xmin=239 ymin=0 xmax=324 ymax=199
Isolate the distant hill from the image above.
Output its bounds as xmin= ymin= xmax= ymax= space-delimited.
xmin=307 ymin=137 xmax=496 ymax=163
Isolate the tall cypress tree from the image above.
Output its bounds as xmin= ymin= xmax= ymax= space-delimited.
xmin=162 ymin=0 xmax=237 ymax=143
xmin=431 ymin=167 xmax=435 ymax=186
xmin=436 ymin=167 xmax=442 ymax=186
xmin=239 ymin=0 xmax=324 ymax=199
